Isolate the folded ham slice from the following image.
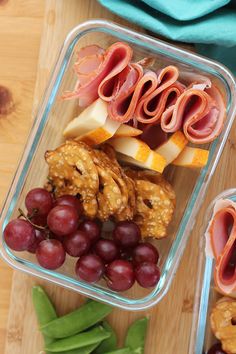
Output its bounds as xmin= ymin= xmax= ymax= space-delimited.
xmin=205 ymin=199 xmax=236 ymax=297
xmin=62 ymin=42 xmax=132 ymax=107
xmin=76 ymin=44 xmax=105 ymax=60
xmin=107 ymin=64 xmax=154 ymax=123
xmin=73 ymin=45 xmax=105 ymax=86
xmin=161 ymin=85 xmax=226 ymax=144
xmin=135 ymin=66 xmax=182 ymax=124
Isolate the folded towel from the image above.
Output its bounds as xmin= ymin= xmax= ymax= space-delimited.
xmin=98 ymin=0 xmax=236 ymax=73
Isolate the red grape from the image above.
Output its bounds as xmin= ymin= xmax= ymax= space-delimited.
xmin=207 ymin=343 xmax=226 ymax=354
xmin=135 ymin=262 xmax=160 ymax=288
xmin=106 ymin=259 xmax=135 ymax=291
xmin=4 ymin=219 xmax=36 ymax=251
xmin=79 ymin=220 xmax=101 ymax=242
xmin=75 ymin=254 xmax=104 ymax=283
xmin=133 ymin=243 xmax=159 ymax=265
xmin=54 ymin=195 xmax=82 ymax=216
xmin=47 ymin=205 xmax=79 ymax=236
xmin=27 ymin=229 xmax=46 ymax=253
xmin=36 ymin=239 xmax=65 ymax=270
xmin=113 ymin=221 xmax=141 ymax=249
xmin=25 ymin=188 xmax=53 ymax=216
xmin=94 ymin=239 xmax=119 ymax=263
xmin=63 ymin=230 xmax=91 ymax=257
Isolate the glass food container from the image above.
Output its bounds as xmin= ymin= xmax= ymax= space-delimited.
xmin=0 ymin=20 xmax=236 ymax=311
xmin=189 ymin=189 xmax=236 ymax=353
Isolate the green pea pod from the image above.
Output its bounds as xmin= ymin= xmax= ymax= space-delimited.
xmin=48 ymin=343 xmax=100 ymax=354
xmin=93 ymin=321 xmax=117 ymax=354
xmin=103 ymin=349 xmax=131 ymax=354
xmin=125 ymin=318 xmax=148 ymax=354
xmin=32 ymin=286 xmax=57 ymax=347
xmin=41 ymin=300 xmax=112 ymax=339
xmin=45 ymin=325 xmax=110 ymax=352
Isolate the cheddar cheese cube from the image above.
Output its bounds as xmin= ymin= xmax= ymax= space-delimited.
xmin=79 ymin=118 xmax=120 ymax=145
xmin=63 ymin=98 xmax=108 ymax=138
xmin=109 ymin=137 xmax=151 ymax=163
xmin=172 ymin=146 xmax=209 ymax=168
xmin=155 ymin=131 xmax=188 ymax=166
xmin=118 ymin=150 xmax=166 ymax=173
xmin=114 ymin=124 xmax=142 ymax=138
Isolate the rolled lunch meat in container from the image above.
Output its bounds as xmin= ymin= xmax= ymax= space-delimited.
xmin=0 ymin=20 xmax=236 ymax=311
xmin=189 ymin=189 xmax=236 ymax=354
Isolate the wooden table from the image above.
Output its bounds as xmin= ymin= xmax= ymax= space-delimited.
xmin=0 ymin=1 xmax=235 ymax=353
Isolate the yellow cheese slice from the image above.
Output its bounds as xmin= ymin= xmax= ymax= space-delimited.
xmin=78 ymin=118 xmax=121 ymax=145
xmin=109 ymin=137 xmax=151 ymax=162
xmin=63 ymin=98 xmax=108 ymax=138
xmin=172 ymin=146 xmax=209 ymax=168
xmin=118 ymin=151 xmax=166 ymax=173
xmin=114 ymin=124 xmax=142 ymax=137
xmin=155 ymin=131 xmax=188 ymax=165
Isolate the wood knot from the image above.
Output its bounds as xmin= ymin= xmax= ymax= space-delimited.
xmin=0 ymin=0 xmax=9 ymax=5
xmin=182 ymin=296 xmax=194 ymax=313
xmin=228 ymin=138 xmax=236 ymax=150
xmin=0 ymin=85 xmax=14 ymax=116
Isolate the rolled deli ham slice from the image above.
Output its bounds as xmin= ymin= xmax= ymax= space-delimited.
xmin=62 ymin=42 xmax=133 ymax=107
xmin=74 ymin=55 xmax=104 ymax=87
xmin=62 ymin=45 xmax=105 ymax=100
xmin=107 ymin=68 xmax=162 ymax=123
xmin=161 ymin=85 xmax=226 ymax=144
xmin=74 ymin=44 xmax=105 ymax=83
xmin=135 ymin=66 xmax=182 ymax=124
xmin=73 ymin=45 xmax=105 ymax=85
xmin=76 ymin=45 xmax=105 ymax=60
xmin=201 ymin=85 xmax=226 ymax=140
xmin=205 ymin=199 xmax=236 ymax=297
xmin=98 ymin=50 xmax=137 ymax=102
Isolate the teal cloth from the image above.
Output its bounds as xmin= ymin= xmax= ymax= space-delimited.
xmin=98 ymin=0 xmax=236 ymax=74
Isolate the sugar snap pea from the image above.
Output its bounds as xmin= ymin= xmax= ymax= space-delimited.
xmin=103 ymin=348 xmax=131 ymax=354
xmin=41 ymin=300 xmax=112 ymax=339
xmin=47 ymin=343 xmax=99 ymax=354
xmin=125 ymin=318 xmax=148 ymax=354
xmin=45 ymin=325 xmax=110 ymax=352
xmin=32 ymin=285 xmax=57 ymax=347
xmin=93 ymin=321 xmax=117 ymax=354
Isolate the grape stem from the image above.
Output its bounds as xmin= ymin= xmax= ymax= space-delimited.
xmin=18 ymin=208 xmax=47 ymax=231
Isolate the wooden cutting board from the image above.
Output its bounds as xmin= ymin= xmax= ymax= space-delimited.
xmin=2 ymin=1 xmax=236 ymax=353
xmin=0 ymin=1 xmax=45 ymax=351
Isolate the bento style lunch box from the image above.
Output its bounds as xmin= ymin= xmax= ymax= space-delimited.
xmin=1 ymin=20 xmax=236 ymax=311
xmin=189 ymin=189 xmax=236 ymax=354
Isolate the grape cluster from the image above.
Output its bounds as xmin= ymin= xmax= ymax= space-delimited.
xmin=4 ymin=188 xmax=161 ymax=291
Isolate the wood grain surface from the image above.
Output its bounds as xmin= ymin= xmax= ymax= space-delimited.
xmin=0 ymin=1 xmax=45 ymax=352
xmin=1 ymin=1 xmax=236 ymax=353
